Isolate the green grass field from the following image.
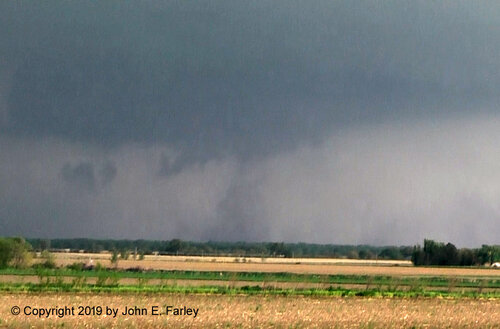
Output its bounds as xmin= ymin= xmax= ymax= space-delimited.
xmin=1 ymin=282 xmax=500 ymax=299
xmin=1 ymin=267 xmax=499 ymax=298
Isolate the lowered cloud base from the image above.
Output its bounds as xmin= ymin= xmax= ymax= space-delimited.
xmin=1 ymin=114 xmax=499 ymax=247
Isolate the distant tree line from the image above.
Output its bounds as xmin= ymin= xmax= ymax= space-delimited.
xmin=1 ymin=237 xmax=498 ymax=267
xmin=411 ymin=239 xmax=500 ymax=266
xmin=26 ymin=238 xmax=414 ymax=260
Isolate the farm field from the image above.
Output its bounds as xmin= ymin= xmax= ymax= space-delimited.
xmin=1 ymin=293 xmax=500 ymax=329
xmin=46 ymin=252 xmax=413 ymax=265
xmin=43 ymin=252 xmax=500 ymax=277
xmin=1 ymin=252 xmax=498 ymax=328
xmin=2 ymin=274 xmax=499 ymax=294
xmin=2 ymin=265 xmax=500 ymax=293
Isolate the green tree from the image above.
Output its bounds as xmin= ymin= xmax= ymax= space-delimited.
xmin=378 ymin=247 xmax=403 ymax=260
xmin=478 ymin=245 xmax=500 ymax=265
xmin=120 ymin=249 xmax=130 ymax=260
xmin=458 ymin=248 xmax=478 ymax=266
xmin=0 ymin=237 xmax=32 ymax=268
xmin=110 ymin=250 xmax=119 ymax=267
xmin=0 ymin=239 xmax=12 ymax=268
xmin=39 ymin=239 xmax=51 ymax=251
xmin=39 ymin=250 xmax=56 ymax=269
xmin=411 ymin=245 xmax=425 ymax=266
xmin=165 ymin=239 xmax=186 ymax=253
xmin=269 ymin=242 xmax=292 ymax=257
xmin=358 ymin=249 xmax=374 ymax=260
xmin=442 ymin=243 xmax=459 ymax=266
xmin=346 ymin=250 xmax=359 ymax=259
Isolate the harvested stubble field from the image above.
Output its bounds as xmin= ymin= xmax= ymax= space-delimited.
xmin=49 ymin=253 xmax=500 ymax=277
xmin=49 ymin=253 xmax=412 ymax=266
xmin=1 ymin=293 xmax=499 ymax=329
xmin=6 ymin=253 xmax=496 ymax=328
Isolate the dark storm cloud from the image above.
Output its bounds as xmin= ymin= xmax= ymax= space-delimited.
xmin=61 ymin=162 xmax=96 ymax=192
xmin=60 ymin=161 xmax=117 ymax=190
xmin=3 ymin=1 xmax=500 ymax=156
xmin=1 ymin=1 xmax=500 ymax=245
xmin=159 ymin=152 xmax=201 ymax=177
xmin=100 ymin=161 xmax=118 ymax=186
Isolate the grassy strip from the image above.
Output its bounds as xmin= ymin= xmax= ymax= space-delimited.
xmin=0 ymin=282 xmax=499 ymax=299
xmin=1 ymin=268 xmax=499 ymax=289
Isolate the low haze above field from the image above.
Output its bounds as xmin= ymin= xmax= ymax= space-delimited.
xmin=1 ymin=1 xmax=500 ymax=246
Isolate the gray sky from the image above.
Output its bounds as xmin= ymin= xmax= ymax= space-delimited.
xmin=1 ymin=1 xmax=499 ymax=246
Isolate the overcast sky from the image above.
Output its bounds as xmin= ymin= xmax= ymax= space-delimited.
xmin=1 ymin=1 xmax=500 ymax=246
